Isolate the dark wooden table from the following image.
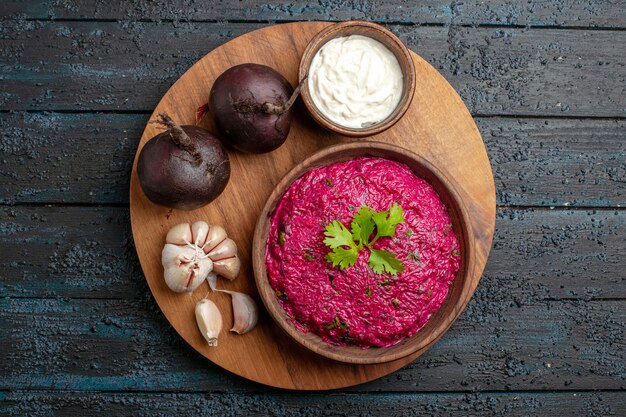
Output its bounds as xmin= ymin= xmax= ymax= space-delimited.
xmin=1 ymin=1 xmax=625 ymax=416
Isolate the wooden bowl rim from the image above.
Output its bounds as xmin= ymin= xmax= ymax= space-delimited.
xmin=298 ymin=20 xmax=416 ymax=137
xmin=252 ymin=141 xmax=475 ymax=364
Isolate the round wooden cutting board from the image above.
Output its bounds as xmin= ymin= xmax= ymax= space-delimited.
xmin=130 ymin=22 xmax=495 ymax=390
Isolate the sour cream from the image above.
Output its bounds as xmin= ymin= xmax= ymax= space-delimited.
xmin=308 ymin=34 xmax=404 ymax=129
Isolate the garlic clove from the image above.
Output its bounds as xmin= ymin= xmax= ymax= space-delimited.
xmin=164 ymin=261 xmax=210 ymax=293
xmin=163 ymin=265 xmax=193 ymax=293
xmin=207 ymin=238 xmax=237 ymax=261
xmin=207 ymin=272 xmax=218 ymax=292
xmin=195 ymin=298 xmax=222 ymax=346
xmin=223 ymin=290 xmax=258 ymax=334
xmin=161 ymin=244 xmax=194 ymax=267
xmin=212 ymin=256 xmax=241 ymax=281
xmin=166 ymin=223 xmax=192 ymax=245
xmin=196 ymin=257 xmax=214 ymax=284
xmin=163 ymin=246 xmax=212 ymax=293
xmin=191 ymin=221 xmax=210 ymax=247
xmin=203 ymin=225 xmax=227 ymax=253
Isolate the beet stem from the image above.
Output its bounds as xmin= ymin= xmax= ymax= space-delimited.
xmin=231 ymin=75 xmax=308 ymax=117
xmin=151 ymin=112 xmax=202 ymax=163
xmin=262 ymin=75 xmax=307 ymax=115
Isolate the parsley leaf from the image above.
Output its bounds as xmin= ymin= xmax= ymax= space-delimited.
xmin=369 ymin=249 xmax=405 ymax=275
xmin=324 ymin=220 xmax=356 ymax=249
xmin=324 ymin=220 xmax=359 ymax=270
xmin=326 ymin=247 xmax=358 ymax=270
xmin=350 ymin=206 xmax=375 ymax=247
xmin=372 ymin=203 xmax=404 ymax=237
xmin=323 ymin=203 xmax=405 ymax=275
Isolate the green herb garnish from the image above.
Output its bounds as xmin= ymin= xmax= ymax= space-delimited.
xmin=392 ymin=298 xmax=400 ymax=307
xmin=368 ymin=248 xmax=404 ymax=275
xmin=279 ymin=231 xmax=286 ymax=246
xmin=324 ymin=318 xmax=339 ymax=330
xmin=371 ymin=203 xmax=404 ymax=238
xmin=365 ymin=287 xmax=372 ymax=297
xmin=324 ymin=178 xmax=333 ymax=187
xmin=303 ymin=253 xmax=313 ymax=261
xmin=323 ymin=203 xmax=406 ymax=275
xmin=323 ymin=220 xmax=359 ymax=269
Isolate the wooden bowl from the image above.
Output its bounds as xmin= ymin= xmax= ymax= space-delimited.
xmin=298 ymin=21 xmax=416 ymax=137
xmin=252 ymin=142 xmax=473 ymax=364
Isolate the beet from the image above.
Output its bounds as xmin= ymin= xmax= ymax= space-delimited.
xmin=137 ymin=113 xmax=230 ymax=210
xmin=208 ymin=63 xmax=298 ymax=154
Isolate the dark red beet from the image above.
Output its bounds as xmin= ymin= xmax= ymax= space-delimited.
xmin=209 ymin=63 xmax=295 ymax=154
xmin=137 ymin=113 xmax=230 ymax=210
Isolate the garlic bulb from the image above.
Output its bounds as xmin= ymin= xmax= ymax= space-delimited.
xmin=161 ymin=221 xmax=242 ymax=293
xmin=195 ymin=298 xmax=222 ymax=346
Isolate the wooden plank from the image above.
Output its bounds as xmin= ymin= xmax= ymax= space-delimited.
xmin=478 ymin=118 xmax=626 ymax=207
xmin=488 ymin=209 xmax=626 ymax=300
xmin=0 ymin=296 xmax=252 ymax=392
xmin=0 ymin=207 xmax=142 ymax=299
xmin=0 ymin=21 xmax=263 ymax=113
xmin=1 ymin=206 xmax=624 ymax=300
xmin=3 ymin=0 xmax=626 ymax=28
xmin=1 ymin=391 xmax=625 ymax=416
xmin=403 ymin=24 xmax=626 ymax=118
xmin=2 ymin=113 xmax=624 ymax=207
xmin=1 ymin=22 xmax=625 ymax=117
xmin=0 ymin=113 xmax=143 ymax=205
xmin=0 ymin=295 xmax=623 ymax=392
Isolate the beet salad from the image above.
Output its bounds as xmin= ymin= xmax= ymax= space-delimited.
xmin=265 ymin=157 xmax=460 ymax=348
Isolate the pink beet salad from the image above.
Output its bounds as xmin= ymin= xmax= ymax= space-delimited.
xmin=265 ymin=157 xmax=460 ymax=348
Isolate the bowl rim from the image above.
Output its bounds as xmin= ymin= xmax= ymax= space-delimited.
xmin=298 ymin=20 xmax=416 ymax=137
xmin=252 ymin=141 xmax=475 ymax=364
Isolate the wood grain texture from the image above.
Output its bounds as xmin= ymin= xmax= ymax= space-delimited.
xmin=1 ymin=391 xmax=625 ymax=417
xmin=0 ymin=295 xmax=623 ymax=392
xmin=481 ymin=118 xmax=626 ymax=207
xmin=2 ymin=207 xmax=624 ymax=300
xmin=2 ymin=22 xmax=625 ymax=117
xmin=4 ymin=0 xmax=626 ymax=28
xmin=129 ymin=21 xmax=494 ymax=389
xmin=2 ymin=114 xmax=624 ymax=207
